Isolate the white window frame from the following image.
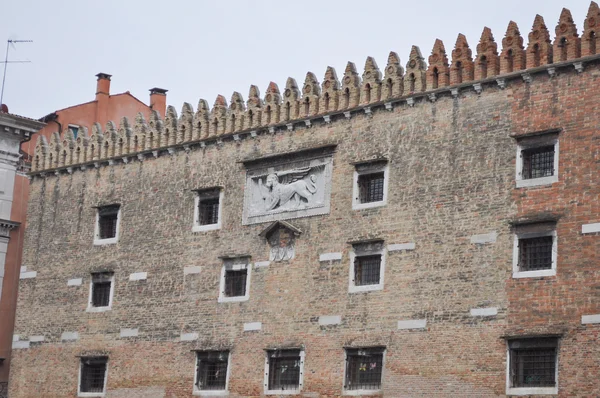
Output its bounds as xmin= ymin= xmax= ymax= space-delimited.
xmin=86 ymin=273 xmax=115 ymax=313
xmin=68 ymin=124 xmax=80 ymax=138
xmin=78 ymin=357 xmax=108 ymax=397
xmin=352 ymin=162 xmax=389 ymax=210
xmin=218 ymin=261 xmax=251 ymax=303
xmin=193 ymin=189 xmax=223 ymax=232
xmin=93 ymin=205 xmax=121 ymax=246
xmin=349 ymin=245 xmax=386 ymax=293
xmin=342 ymin=347 xmax=386 ymax=396
xmin=193 ymin=351 xmax=231 ymax=396
xmin=512 ymin=230 xmax=557 ymax=279
xmin=505 ymin=340 xmax=558 ymax=396
xmin=515 ymin=138 xmax=559 ymax=188
xmin=263 ymin=349 xmax=305 ymax=395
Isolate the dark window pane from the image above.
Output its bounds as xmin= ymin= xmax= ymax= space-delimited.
xmin=522 ymin=146 xmax=554 ymax=179
xmin=519 ymin=236 xmax=553 ymax=271
xmin=197 ymin=351 xmax=229 ymax=390
xmin=511 ymin=348 xmax=556 ymax=387
xmin=268 ymin=350 xmax=301 ymax=390
xmin=354 ymin=255 xmax=381 ymax=286
xmin=91 ymin=280 xmax=111 ymax=307
xmin=199 ymin=197 xmax=220 ymax=225
xmin=80 ymin=357 xmax=107 ymax=393
xmin=98 ymin=206 xmax=119 ymax=239
xmin=224 ymin=269 xmax=247 ymax=297
xmin=345 ymin=349 xmax=384 ymax=390
xmin=358 ymin=172 xmax=385 ymax=203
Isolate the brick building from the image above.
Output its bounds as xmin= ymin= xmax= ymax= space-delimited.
xmin=8 ymin=3 xmax=600 ymax=397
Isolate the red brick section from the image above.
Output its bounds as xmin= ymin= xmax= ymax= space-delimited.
xmin=509 ymin=68 xmax=600 ymax=396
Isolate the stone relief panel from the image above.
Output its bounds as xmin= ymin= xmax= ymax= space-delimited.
xmin=242 ymin=146 xmax=334 ymax=225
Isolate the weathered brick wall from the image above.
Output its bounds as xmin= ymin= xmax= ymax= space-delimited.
xmin=9 ymin=6 xmax=600 ymax=396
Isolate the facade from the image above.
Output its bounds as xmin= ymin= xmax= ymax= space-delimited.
xmin=0 ymin=110 xmax=44 ymax=398
xmin=9 ymin=3 xmax=600 ymax=397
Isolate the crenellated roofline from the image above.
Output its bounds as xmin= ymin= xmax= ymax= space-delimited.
xmin=29 ymin=3 xmax=600 ymax=177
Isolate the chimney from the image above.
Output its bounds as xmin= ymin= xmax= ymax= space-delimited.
xmin=95 ymin=73 xmax=112 ymax=99
xmin=149 ymin=88 xmax=168 ymax=118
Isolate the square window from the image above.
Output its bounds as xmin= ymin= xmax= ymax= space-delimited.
xmin=507 ymin=338 xmax=558 ymax=395
xmin=349 ymin=241 xmax=385 ymax=293
xmin=194 ymin=351 xmax=229 ymax=394
xmin=265 ymin=349 xmax=304 ymax=394
xmin=352 ymin=161 xmax=388 ymax=210
xmin=512 ymin=222 xmax=557 ymax=278
xmin=88 ymin=272 xmax=114 ymax=312
xmin=193 ymin=189 xmax=222 ymax=232
xmin=515 ymin=132 xmax=559 ymax=188
xmin=344 ymin=347 xmax=385 ymax=393
xmin=79 ymin=357 xmax=108 ymax=396
xmin=94 ymin=205 xmax=120 ymax=245
xmin=218 ymin=259 xmax=251 ymax=303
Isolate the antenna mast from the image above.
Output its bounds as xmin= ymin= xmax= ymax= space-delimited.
xmin=1 ymin=39 xmax=33 ymax=106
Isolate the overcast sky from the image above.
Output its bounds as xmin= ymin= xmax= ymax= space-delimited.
xmin=0 ymin=0 xmax=591 ymax=120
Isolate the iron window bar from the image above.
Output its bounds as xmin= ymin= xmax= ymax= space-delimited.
xmin=345 ymin=348 xmax=384 ymax=390
xmin=199 ymin=197 xmax=220 ymax=225
xmin=509 ymin=338 xmax=558 ymax=388
xmin=196 ymin=351 xmax=229 ymax=390
xmin=358 ymin=172 xmax=385 ymax=203
xmin=224 ymin=269 xmax=247 ymax=297
xmin=98 ymin=205 xmax=119 ymax=239
xmin=267 ymin=350 xmax=302 ymax=391
xmin=522 ymin=146 xmax=554 ymax=180
xmin=80 ymin=357 xmax=107 ymax=393
xmin=354 ymin=255 xmax=382 ymax=286
xmin=518 ymin=236 xmax=553 ymax=271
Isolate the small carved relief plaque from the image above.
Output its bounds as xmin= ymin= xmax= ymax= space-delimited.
xmin=260 ymin=221 xmax=301 ymax=262
xmin=242 ymin=146 xmax=334 ymax=225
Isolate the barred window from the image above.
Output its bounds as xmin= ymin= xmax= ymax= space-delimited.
xmin=345 ymin=347 xmax=384 ymax=391
xmin=358 ymin=172 xmax=385 ymax=203
xmin=354 ymin=255 xmax=382 ymax=286
xmin=196 ymin=351 xmax=229 ymax=391
xmin=79 ymin=357 xmax=108 ymax=394
xmin=522 ymin=146 xmax=554 ymax=180
xmin=509 ymin=338 xmax=557 ymax=388
xmin=200 ymin=197 xmax=219 ymax=225
xmin=519 ymin=236 xmax=553 ymax=271
xmin=194 ymin=189 xmax=222 ymax=231
xmin=90 ymin=272 xmax=113 ymax=308
xmin=97 ymin=205 xmax=119 ymax=240
xmin=267 ymin=349 xmax=302 ymax=391
xmin=224 ymin=269 xmax=247 ymax=297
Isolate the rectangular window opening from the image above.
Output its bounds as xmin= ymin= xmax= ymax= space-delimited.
xmin=354 ymin=255 xmax=382 ymax=286
xmin=197 ymin=189 xmax=221 ymax=227
xmin=80 ymin=357 xmax=108 ymax=394
xmin=358 ymin=172 xmax=385 ymax=204
xmin=509 ymin=338 xmax=557 ymax=389
xmin=90 ymin=272 xmax=113 ymax=308
xmin=224 ymin=269 xmax=247 ymax=297
xmin=522 ymin=145 xmax=555 ymax=180
xmin=345 ymin=348 xmax=384 ymax=391
xmin=267 ymin=350 xmax=302 ymax=391
xmin=98 ymin=205 xmax=119 ymax=240
xmin=518 ymin=236 xmax=553 ymax=272
xmin=196 ymin=351 xmax=229 ymax=391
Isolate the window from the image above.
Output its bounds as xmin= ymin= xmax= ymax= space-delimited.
xmin=193 ymin=188 xmax=223 ymax=232
xmin=349 ymin=241 xmax=385 ymax=293
xmin=352 ymin=161 xmax=388 ymax=210
xmin=515 ymin=131 xmax=559 ymax=188
xmin=79 ymin=357 xmax=108 ymax=396
xmin=344 ymin=347 xmax=385 ymax=393
xmin=88 ymin=272 xmax=114 ymax=312
xmin=194 ymin=351 xmax=230 ymax=395
xmin=507 ymin=338 xmax=558 ymax=395
xmin=513 ymin=222 xmax=557 ymax=278
xmin=69 ymin=125 xmax=80 ymax=140
xmin=94 ymin=205 xmax=120 ymax=245
xmin=264 ymin=349 xmax=304 ymax=394
xmin=218 ymin=258 xmax=251 ymax=303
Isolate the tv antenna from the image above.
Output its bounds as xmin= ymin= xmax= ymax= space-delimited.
xmin=1 ymin=39 xmax=33 ymax=106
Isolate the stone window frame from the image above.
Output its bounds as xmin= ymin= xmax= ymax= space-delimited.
xmin=263 ymin=348 xmax=305 ymax=395
xmin=218 ymin=258 xmax=252 ymax=303
xmin=348 ymin=240 xmax=386 ymax=293
xmin=78 ymin=356 xmax=109 ymax=397
xmin=193 ymin=350 xmax=231 ymax=396
xmin=352 ymin=160 xmax=389 ymax=210
xmin=93 ymin=204 xmax=121 ymax=246
xmin=86 ymin=272 xmax=115 ymax=313
xmin=512 ymin=223 xmax=557 ymax=279
xmin=342 ymin=346 xmax=386 ymax=396
xmin=515 ymin=130 xmax=560 ymax=188
xmin=505 ymin=337 xmax=559 ymax=396
xmin=193 ymin=188 xmax=224 ymax=232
